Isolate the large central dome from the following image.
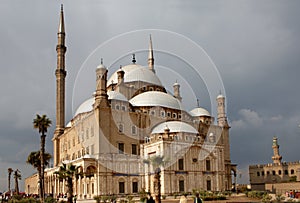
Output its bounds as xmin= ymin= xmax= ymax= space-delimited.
xmin=107 ymin=64 xmax=162 ymax=86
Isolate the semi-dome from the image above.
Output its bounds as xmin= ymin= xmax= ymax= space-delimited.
xmin=74 ymin=91 xmax=128 ymax=116
xmin=74 ymin=97 xmax=94 ymax=116
xmin=107 ymin=64 xmax=162 ymax=86
xmin=107 ymin=91 xmax=128 ymax=102
xmin=151 ymin=121 xmax=198 ymax=134
xmin=190 ymin=107 xmax=211 ymax=117
xmin=129 ymin=91 xmax=182 ymax=110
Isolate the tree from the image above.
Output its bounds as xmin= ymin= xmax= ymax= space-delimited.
xmin=26 ymin=151 xmax=52 ymax=197
xmin=144 ymin=155 xmax=166 ymax=203
xmin=8 ymin=168 xmax=13 ymax=195
xmin=14 ymin=169 xmax=21 ymax=195
xmin=33 ymin=114 xmax=52 ymax=203
xmin=54 ymin=163 xmax=80 ymax=203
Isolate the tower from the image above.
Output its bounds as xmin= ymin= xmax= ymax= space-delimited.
xmin=173 ymin=81 xmax=182 ymax=102
xmin=53 ymin=5 xmax=67 ymax=166
xmin=94 ymin=60 xmax=109 ymax=108
xmin=148 ymin=35 xmax=155 ymax=73
xmin=272 ymin=137 xmax=282 ymax=164
xmin=216 ymin=93 xmax=228 ymax=127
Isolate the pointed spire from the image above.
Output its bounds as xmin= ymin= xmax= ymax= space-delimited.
xmin=58 ymin=4 xmax=65 ymax=34
xmin=148 ymin=34 xmax=155 ymax=73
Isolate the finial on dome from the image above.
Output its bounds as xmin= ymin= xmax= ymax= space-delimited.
xmin=197 ymin=98 xmax=200 ymax=107
xmin=101 ymin=58 xmax=103 ymax=65
xmin=120 ymin=65 xmax=122 ymax=69
xmin=132 ymin=54 xmax=136 ymax=64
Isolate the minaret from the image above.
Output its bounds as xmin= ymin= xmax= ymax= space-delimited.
xmin=272 ymin=137 xmax=282 ymax=164
xmin=173 ymin=81 xmax=182 ymax=102
xmin=53 ymin=4 xmax=67 ymax=166
xmin=148 ymin=35 xmax=155 ymax=73
xmin=216 ymin=93 xmax=228 ymax=127
xmin=94 ymin=59 xmax=109 ymax=108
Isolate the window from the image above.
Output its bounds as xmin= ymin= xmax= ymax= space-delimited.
xmin=178 ymin=114 xmax=182 ymax=119
xmin=278 ymin=170 xmax=282 ymax=175
xmin=150 ymin=110 xmax=155 ymax=116
xmin=161 ymin=111 xmax=165 ymax=118
xmin=118 ymin=143 xmax=124 ymax=154
xmin=132 ymin=181 xmax=138 ymax=193
xmin=206 ymin=159 xmax=211 ymax=171
xmin=91 ymin=126 xmax=94 ymax=137
xmin=206 ymin=180 xmax=211 ymax=191
xmin=121 ymin=105 xmax=126 ymax=111
xmin=131 ymin=126 xmax=137 ymax=135
xmin=179 ymin=180 xmax=184 ymax=192
xmin=132 ymin=144 xmax=137 ymax=155
xmin=91 ymin=144 xmax=94 ymax=155
xmin=178 ymin=158 xmax=184 ymax=170
xmin=78 ymin=151 xmax=81 ymax=158
xmin=172 ymin=113 xmax=177 ymax=118
xmin=291 ymin=169 xmax=295 ymax=174
xmin=118 ymin=124 xmax=124 ymax=133
xmin=119 ymin=181 xmax=125 ymax=193
xmin=272 ymin=170 xmax=276 ymax=175
xmin=267 ymin=171 xmax=270 ymax=175
xmin=115 ymin=104 xmax=120 ymax=110
xmin=86 ymin=146 xmax=89 ymax=154
xmin=284 ymin=170 xmax=288 ymax=175
xmin=262 ymin=171 xmax=265 ymax=176
xmin=257 ymin=172 xmax=260 ymax=176
xmin=167 ymin=112 xmax=171 ymax=117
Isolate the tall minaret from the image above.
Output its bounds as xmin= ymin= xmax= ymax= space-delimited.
xmin=272 ymin=137 xmax=282 ymax=164
xmin=148 ymin=35 xmax=155 ymax=73
xmin=216 ymin=93 xmax=228 ymax=127
xmin=53 ymin=5 xmax=67 ymax=166
xmin=94 ymin=59 xmax=109 ymax=108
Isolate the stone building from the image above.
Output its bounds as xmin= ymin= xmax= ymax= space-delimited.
xmin=25 ymin=6 xmax=236 ymax=199
xmin=249 ymin=137 xmax=300 ymax=194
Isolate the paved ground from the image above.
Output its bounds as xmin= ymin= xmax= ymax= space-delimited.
xmin=77 ymin=194 xmax=261 ymax=203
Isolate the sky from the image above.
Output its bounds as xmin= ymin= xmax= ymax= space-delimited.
xmin=1 ymin=0 xmax=300 ymax=192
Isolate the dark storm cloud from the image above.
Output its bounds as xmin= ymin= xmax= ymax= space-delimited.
xmin=1 ymin=0 xmax=300 ymax=190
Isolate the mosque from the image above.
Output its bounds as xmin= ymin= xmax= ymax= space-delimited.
xmin=25 ymin=6 xmax=236 ymax=199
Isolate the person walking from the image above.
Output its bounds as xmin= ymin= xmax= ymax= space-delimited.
xmin=194 ymin=193 xmax=202 ymax=203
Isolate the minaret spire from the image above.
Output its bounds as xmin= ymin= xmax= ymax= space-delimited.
xmin=272 ymin=137 xmax=282 ymax=164
xmin=58 ymin=4 xmax=65 ymax=33
xmin=53 ymin=4 xmax=67 ymax=166
xmin=148 ymin=35 xmax=155 ymax=73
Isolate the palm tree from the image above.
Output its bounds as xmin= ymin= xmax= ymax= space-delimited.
xmin=26 ymin=151 xmax=52 ymax=197
xmin=8 ymin=168 xmax=13 ymax=195
xmin=14 ymin=169 xmax=21 ymax=195
xmin=144 ymin=155 xmax=166 ymax=203
xmin=54 ymin=163 xmax=80 ymax=203
xmin=33 ymin=114 xmax=52 ymax=203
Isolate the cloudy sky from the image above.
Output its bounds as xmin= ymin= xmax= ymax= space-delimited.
xmin=1 ymin=0 xmax=300 ymax=191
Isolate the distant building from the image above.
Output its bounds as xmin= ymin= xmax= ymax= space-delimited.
xmin=249 ymin=137 xmax=300 ymax=194
xmin=25 ymin=6 xmax=236 ymax=199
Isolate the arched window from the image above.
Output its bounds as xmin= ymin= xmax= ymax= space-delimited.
xmin=131 ymin=126 xmax=137 ymax=135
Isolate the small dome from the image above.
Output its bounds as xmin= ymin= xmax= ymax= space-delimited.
xmin=108 ymin=64 xmax=162 ymax=87
xmin=107 ymin=91 xmax=128 ymax=102
xmin=151 ymin=121 xmax=198 ymax=134
xmin=129 ymin=91 xmax=182 ymax=110
xmin=190 ymin=107 xmax=211 ymax=117
xmin=217 ymin=94 xmax=225 ymax=99
xmin=96 ymin=59 xmax=106 ymax=70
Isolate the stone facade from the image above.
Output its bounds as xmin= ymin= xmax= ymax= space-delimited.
xmin=25 ymin=7 xmax=236 ymax=198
